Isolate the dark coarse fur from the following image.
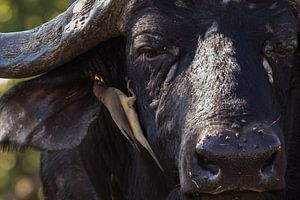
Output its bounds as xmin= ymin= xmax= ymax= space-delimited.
xmin=40 ymin=150 xmax=99 ymax=200
xmin=285 ymin=35 xmax=300 ymax=199
xmin=40 ymin=37 xmax=171 ymax=200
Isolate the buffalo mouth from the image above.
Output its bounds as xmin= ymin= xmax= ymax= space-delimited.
xmin=186 ymin=190 xmax=285 ymax=200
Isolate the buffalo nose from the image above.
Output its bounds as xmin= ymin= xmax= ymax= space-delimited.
xmin=188 ymin=129 xmax=286 ymax=194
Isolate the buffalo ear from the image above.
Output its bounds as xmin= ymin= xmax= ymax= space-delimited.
xmin=0 ymin=64 xmax=100 ymax=151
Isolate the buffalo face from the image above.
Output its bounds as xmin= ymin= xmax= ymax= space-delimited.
xmin=125 ymin=1 xmax=297 ymax=199
xmin=0 ymin=0 xmax=299 ymax=199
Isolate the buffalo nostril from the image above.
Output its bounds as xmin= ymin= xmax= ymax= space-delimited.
xmin=197 ymin=154 xmax=220 ymax=179
xmin=260 ymin=151 xmax=278 ymax=177
xmin=186 ymin=131 xmax=285 ymax=194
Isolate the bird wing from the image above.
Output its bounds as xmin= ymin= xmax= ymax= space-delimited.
xmin=93 ymin=82 xmax=138 ymax=149
xmin=113 ymin=87 xmax=164 ymax=171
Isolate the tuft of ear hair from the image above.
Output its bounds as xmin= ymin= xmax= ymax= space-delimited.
xmin=0 ymin=142 xmax=28 ymax=153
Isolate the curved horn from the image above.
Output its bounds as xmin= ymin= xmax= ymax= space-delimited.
xmin=0 ymin=0 xmax=124 ymax=78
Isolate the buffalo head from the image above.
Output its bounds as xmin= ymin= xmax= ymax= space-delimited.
xmin=0 ymin=0 xmax=300 ymax=199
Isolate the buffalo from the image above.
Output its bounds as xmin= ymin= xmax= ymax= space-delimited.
xmin=0 ymin=0 xmax=300 ymax=199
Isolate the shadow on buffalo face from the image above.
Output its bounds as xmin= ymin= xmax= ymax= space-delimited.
xmin=0 ymin=0 xmax=300 ymax=199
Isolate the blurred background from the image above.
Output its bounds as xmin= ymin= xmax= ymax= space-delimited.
xmin=0 ymin=0 xmax=68 ymax=199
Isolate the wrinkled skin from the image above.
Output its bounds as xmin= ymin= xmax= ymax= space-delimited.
xmin=1 ymin=0 xmax=300 ymax=200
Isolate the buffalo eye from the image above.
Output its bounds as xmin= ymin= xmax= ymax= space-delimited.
xmin=141 ymin=48 xmax=159 ymax=59
xmin=262 ymin=40 xmax=296 ymax=85
xmin=263 ymin=40 xmax=297 ymax=59
xmin=138 ymin=46 xmax=170 ymax=61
